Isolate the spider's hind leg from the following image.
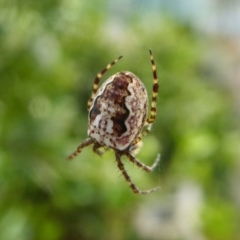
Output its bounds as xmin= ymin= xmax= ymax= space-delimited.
xmin=115 ymin=152 xmax=160 ymax=194
xmin=126 ymin=152 xmax=160 ymax=173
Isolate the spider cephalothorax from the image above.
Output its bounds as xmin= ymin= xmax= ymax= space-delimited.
xmin=68 ymin=50 xmax=160 ymax=194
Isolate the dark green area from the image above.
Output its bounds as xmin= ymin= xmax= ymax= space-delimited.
xmin=0 ymin=1 xmax=240 ymax=240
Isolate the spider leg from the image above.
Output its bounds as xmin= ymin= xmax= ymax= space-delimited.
xmin=131 ymin=123 xmax=152 ymax=148
xmin=87 ymin=55 xmax=123 ymax=111
xmin=67 ymin=138 xmax=94 ymax=160
xmin=93 ymin=141 xmax=105 ymax=156
xmin=126 ymin=152 xmax=160 ymax=173
xmin=142 ymin=123 xmax=152 ymax=137
xmin=115 ymin=152 xmax=160 ymax=194
xmin=131 ymin=52 xmax=159 ymax=147
xmin=130 ymin=50 xmax=159 ymax=155
xmin=146 ymin=49 xmax=159 ymax=124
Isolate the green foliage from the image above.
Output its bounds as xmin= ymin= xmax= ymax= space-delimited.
xmin=0 ymin=1 xmax=240 ymax=239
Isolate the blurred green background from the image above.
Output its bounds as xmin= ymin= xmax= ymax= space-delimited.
xmin=1 ymin=0 xmax=240 ymax=239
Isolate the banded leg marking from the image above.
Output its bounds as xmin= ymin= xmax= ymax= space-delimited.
xmin=87 ymin=55 xmax=123 ymax=110
xmin=115 ymin=153 xmax=160 ymax=194
xmin=67 ymin=138 xmax=94 ymax=160
xmin=147 ymin=49 xmax=159 ymax=124
xmin=126 ymin=152 xmax=160 ymax=173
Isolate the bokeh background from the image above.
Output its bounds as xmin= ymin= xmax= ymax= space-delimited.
xmin=1 ymin=0 xmax=240 ymax=239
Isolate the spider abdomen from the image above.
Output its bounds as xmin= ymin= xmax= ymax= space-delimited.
xmin=88 ymin=71 xmax=148 ymax=151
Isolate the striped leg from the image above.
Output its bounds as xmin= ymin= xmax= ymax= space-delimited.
xmin=87 ymin=55 xmax=123 ymax=110
xmin=115 ymin=152 xmax=160 ymax=194
xmin=130 ymin=50 xmax=159 ymax=148
xmin=146 ymin=49 xmax=159 ymax=124
xmin=126 ymin=152 xmax=160 ymax=173
xmin=67 ymin=138 xmax=94 ymax=160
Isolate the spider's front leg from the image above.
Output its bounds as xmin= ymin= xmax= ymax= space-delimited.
xmin=87 ymin=55 xmax=123 ymax=111
xmin=146 ymin=49 xmax=159 ymax=125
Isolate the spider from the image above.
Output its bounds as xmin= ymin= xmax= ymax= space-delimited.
xmin=68 ymin=49 xmax=160 ymax=194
